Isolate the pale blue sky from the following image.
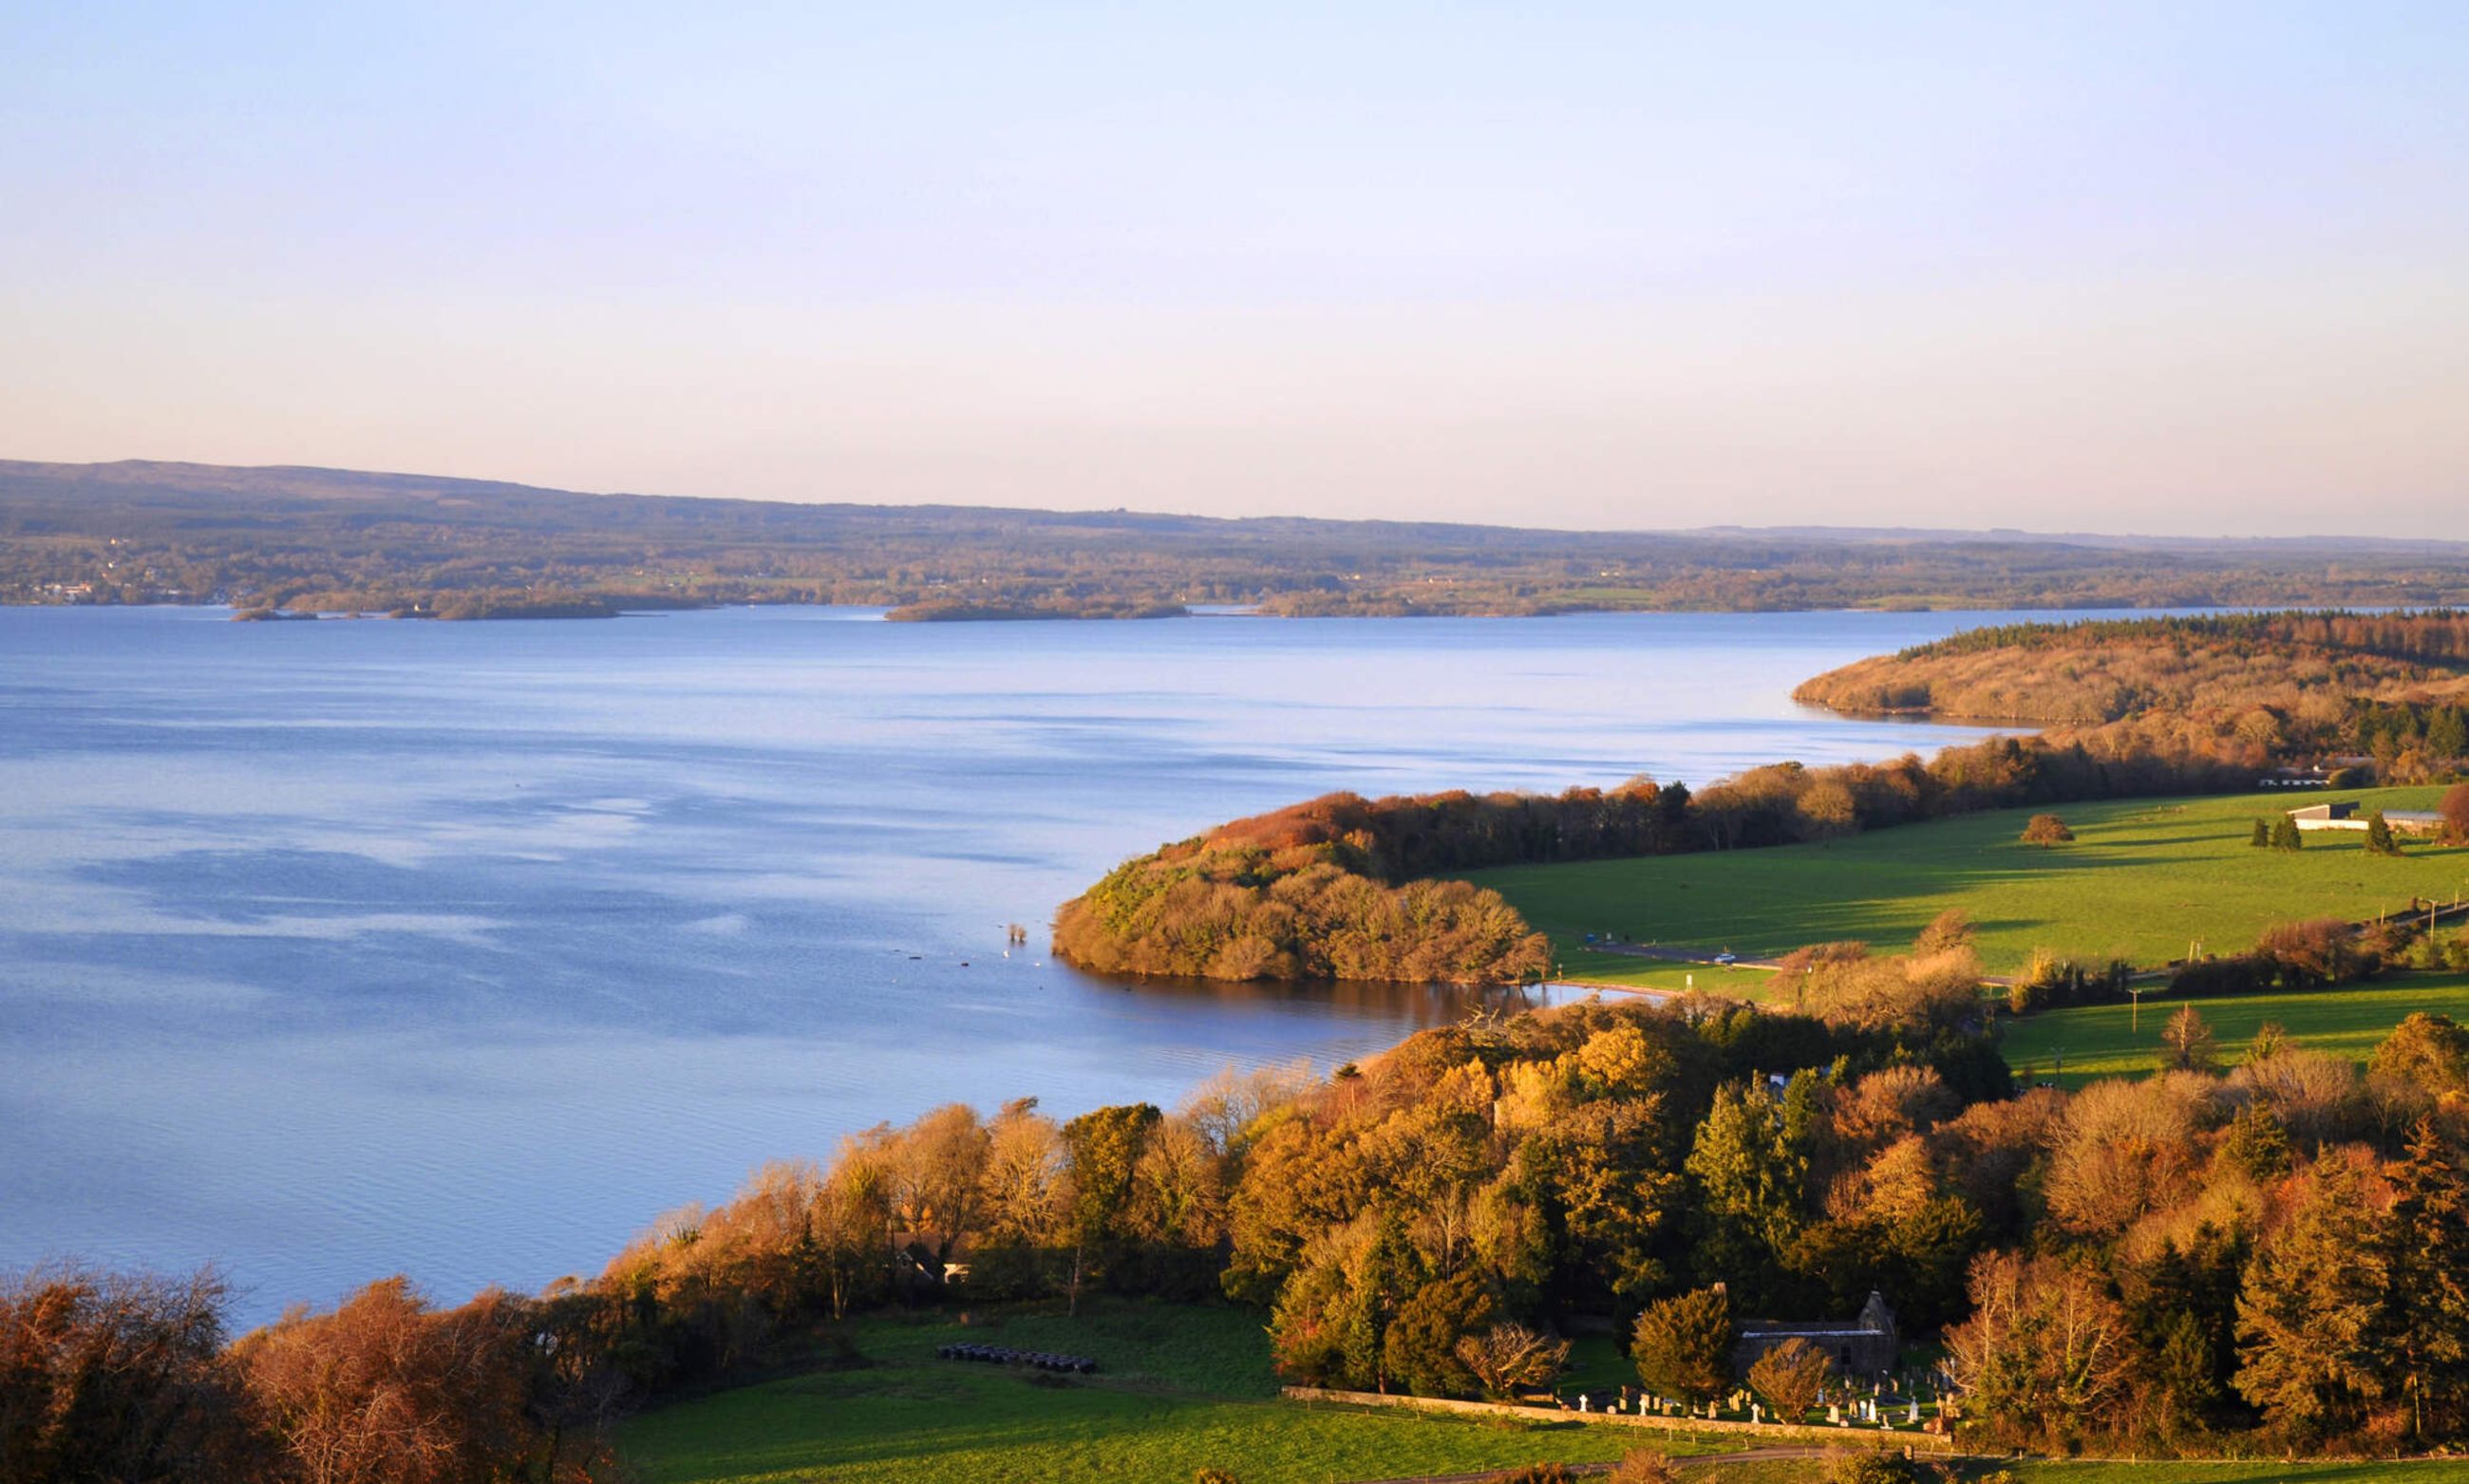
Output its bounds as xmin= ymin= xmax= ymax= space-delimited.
xmin=3 ymin=3 xmax=2462 ymax=532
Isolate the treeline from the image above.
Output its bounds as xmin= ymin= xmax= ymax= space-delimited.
xmin=0 ymin=1268 xmax=627 ymax=1482
xmin=1054 ymin=732 xmax=2257 ymax=986
xmin=19 ymin=460 xmax=2469 ymax=621
xmin=884 ymin=595 xmax=1188 ymax=622
xmin=1896 ymin=611 xmax=2469 ymax=668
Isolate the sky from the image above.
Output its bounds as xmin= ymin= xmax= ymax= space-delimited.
xmin=2 ymin=3 xmax=2463 ymax=535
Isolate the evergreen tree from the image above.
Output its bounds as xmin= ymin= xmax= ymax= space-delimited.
xmin=1630 ymin=1286 xmax=1733 ymax=1406
xmin=2251 ymin=818 xmax=2272 ymax=848
xmin=2235 ymin=1154 xmax=2394 ymax=1438
xmin=2270 ymin=816 xmax=2305 ymax=852
xmin=2384 ymin=1120 xmax=2469 ymax=1441
xmin=1684 ymin=1077 xmax=1816 ymax=1306
xmin=2428 ymin=705 xmax=2468 ymax=761
xmin=1340 ymin=1211 xmax=1426 ymax=1393
xmin=2220 ymin=1103 xmax=2292 ymax=1181
xmin=2365 ymin=811 xmax=2401 ymax=856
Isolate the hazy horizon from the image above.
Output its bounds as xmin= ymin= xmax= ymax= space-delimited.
xmin=5 ymin=5 xmax=2463 ymax=536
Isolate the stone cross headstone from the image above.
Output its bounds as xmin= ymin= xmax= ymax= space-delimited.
xmin=1750 ymin=1403 xmax=1763 ymax=1423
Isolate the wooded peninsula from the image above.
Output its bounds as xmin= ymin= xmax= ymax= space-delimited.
xmin=1055 ymin=611 xmax=2469 ymax=989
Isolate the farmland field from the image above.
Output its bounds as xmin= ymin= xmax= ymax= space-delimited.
xmin=1475 ymin=788 xmax=2468 ymax=985
xmin=619 ymin=1299 xmax=1703 ymax=1484
xmin=1711 ymin=1464 xmax=2469 ymax=1484
xmin=1997 ymin=970 xmax=2467 ymax=1088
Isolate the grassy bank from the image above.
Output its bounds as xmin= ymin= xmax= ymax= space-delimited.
xmin=619 ymin=1300 xmax=1702 ymax=1484
xmin=1710 ymin=1465 xmax=2469 ymax=1484
xmin=1475 ymin=788 xmax=2467 ymax=984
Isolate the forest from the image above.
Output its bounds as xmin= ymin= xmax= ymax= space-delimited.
xmin=17 ymin=910 xmax=2469 ymax=1481
xmin=14 ymin=460 xmax=2469 ymax=619
xmin=1796 ymin=611 xmax=2469 ymax=782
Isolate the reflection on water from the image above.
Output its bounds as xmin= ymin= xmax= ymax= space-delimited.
xmin=0 ymin=604 xmax=2056 ymax=1320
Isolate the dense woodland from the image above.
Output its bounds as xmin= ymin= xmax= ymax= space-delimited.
xmin=1797 ymin=612 xmax=2469 ymax=783
xmin=18 ymin=909 xmax=2469 ymax=1479
xmin=15 ymin=460 xmax=2469 ymax=619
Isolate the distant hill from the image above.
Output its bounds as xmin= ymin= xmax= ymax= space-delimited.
xmin=9 ymin=458 xmax=2469 ymax=618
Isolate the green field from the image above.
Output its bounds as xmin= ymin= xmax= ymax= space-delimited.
xmin=617 ymin=1297 xmax=2469 ymax=1483
xmin=1476 ymin=788 xmax=2468 ymax=984
xmin=619 ymin=1300 xmax=1702 ymax=1484
xmin=1998 ymin=970 xmax=2467 ymax=1088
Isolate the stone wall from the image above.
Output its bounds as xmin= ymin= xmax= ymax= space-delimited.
xmin=1277 ymin=1386 xmax=1955 ymax=1454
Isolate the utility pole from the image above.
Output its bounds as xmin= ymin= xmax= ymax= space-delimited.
xmin=2129 ymin=984 xmax=2144 ymax=1033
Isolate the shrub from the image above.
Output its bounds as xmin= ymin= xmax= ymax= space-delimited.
xmin=2021 ymin=813 xmax=2075 ymax=846
xmin=2168 ymin=952 xmax=2271 ymax=1000
xmin=1607 ymin=1448 xmax=1685 ymax=1484
xmin=1822 ymin=1450 xmax=1931 ymax=1484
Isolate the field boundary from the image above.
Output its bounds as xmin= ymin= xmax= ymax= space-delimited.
xmin=1279 ymin=1386 xmax=1957 ymax=1454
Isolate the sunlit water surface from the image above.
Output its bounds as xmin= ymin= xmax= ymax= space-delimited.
xmin=0 ymin=605 xmax=2054 ymax=1320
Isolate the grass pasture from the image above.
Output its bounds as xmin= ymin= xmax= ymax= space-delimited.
xmin=615 ymin=1299 xmax=2469 ymax=1484
xmin=1475 ymin=788 xmax=2468 ymax=984
xmin=619 ymin=1300 xmax=1687 ymax=1484
xmin=1998 ymin=970 xmax=2468 ymax=1088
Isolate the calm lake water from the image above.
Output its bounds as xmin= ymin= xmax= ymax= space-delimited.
xmin=1 ymin=605 xmax=2040 ymax=1321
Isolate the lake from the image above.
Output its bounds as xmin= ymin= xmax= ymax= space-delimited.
xmin=1 ymin=605 xmax=2033 ymax=1321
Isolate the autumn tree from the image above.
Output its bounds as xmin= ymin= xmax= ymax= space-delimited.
xmin=0 ymin=1266 xmax=263 ymax=1483
xmin=1060 ymin=1102 xmax=1163 ymax=1310
xmin=2161 ymin=1005 xmax=2217 ymax=1074
xmin=233 ymin=1278 xmax=540 ymax=1484
xmin=2368 ymin=1013 xmax=2469 ymax=1105
xmin=1746 ymin=1335 xmax=1836 ymax=1422
xmin=1454 ymin=1323 xmax=1571 ymax=1399
xmin=1944 ymin=1251 xmax=2138 ymax=1449
xmin=1630 ymin=1287 xmax=1732 ymax=1407
xmin=2441 ymin=782 xmax=2469 ymax=845
xmin=893 ymin=1104 xmax=991 ymax=1276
